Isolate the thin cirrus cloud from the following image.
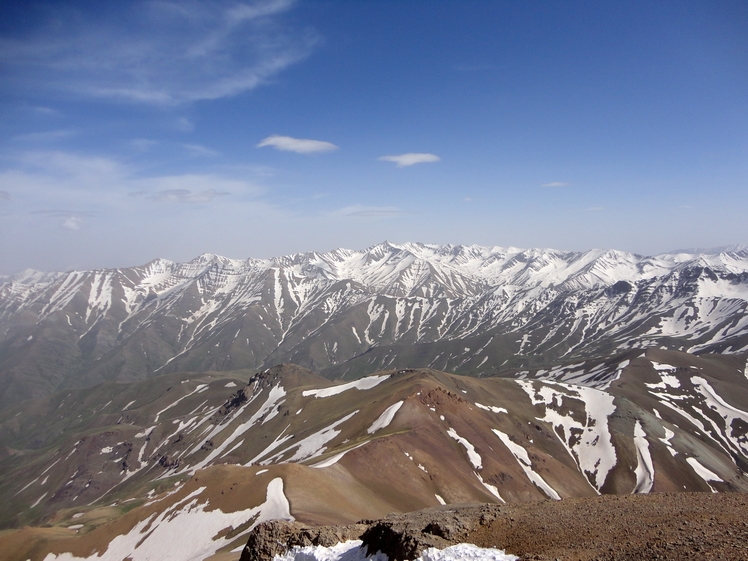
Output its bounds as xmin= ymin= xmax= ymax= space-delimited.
xmin=30 ymin=209 xmax=96 ymax=231
xmin=257 ymin=135 xmax=338 ymax=154
xmin=541 ymin=182 xmax=570 ymax=187
xmin=2 ymin=151 xmax=258 ymax=216
xmin=330 ymin=205 xmax=405 ymax=218
xmin=378 ymin=153 xmax=440 ymax=167
xmin=144 ymin=189 xmax=229 ymax=203
xmin=181 ymin=143 xmax=220 ymax=157
xmin=0 ymin=0 xmax=315 ymax=105
xmin=14 ymin=130 xmax=78 ymax=142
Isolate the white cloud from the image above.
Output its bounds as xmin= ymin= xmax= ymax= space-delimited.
xmin=141 ymin=188 xmax=229 ymax=203
xmin=176 ymin=118 xmax=195 ymax=132
xmin=329 ymin=205 xmax=404 ymax=218
xmin=257 ymin=135 xmax=338 ymax=154
xmin=130 ymin=139 xmax=159 ymax=151
xmin=0 ymin=0 xmax=315 ymax=105
xmin=14 ymin=130 xmax=77 ymax=142
xmin=0 ymin=151 xmax=260 ymax=210
xmin=541 ymin=182 xmax=570 ymax=187
xmin=378 ymin=153 xmax=440 ymax=167
xmin=32 ymin=106 xmax=60 ymax=116
xmin=182 ymin=143 xmax=220 ymax=157
xmin=61 ymin=216 xmax=82 ymax=230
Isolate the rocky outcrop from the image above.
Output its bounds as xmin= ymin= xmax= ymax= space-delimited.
xmin=239 ymin=520 xmax=368 ymax=561
xmin=359 ymin=504 xmax=502 ymax=561
xmin=240 ymin=494 xmax=748 ymax=561
xmin=239 ymin=504 xmax=502 ymax=561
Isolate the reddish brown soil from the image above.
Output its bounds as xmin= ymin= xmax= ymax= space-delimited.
xmin=466 ymin=492 xmax=748 ymax=560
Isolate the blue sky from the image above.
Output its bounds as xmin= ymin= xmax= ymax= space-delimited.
xmin=1 ymin=0 xmax=747 ymax=273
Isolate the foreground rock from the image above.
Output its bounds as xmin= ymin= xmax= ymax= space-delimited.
xmin=239 ymin=504 xmax=501 ymax=561
xmin=240 ymin=492 xmax=748 ymax=561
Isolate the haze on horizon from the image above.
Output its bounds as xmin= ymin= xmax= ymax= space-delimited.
xmin=0 ymin=0 xmax=746 ymax=275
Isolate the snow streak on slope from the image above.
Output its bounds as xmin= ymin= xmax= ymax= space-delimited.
xmin=643 ymin=361 xmax=748 ymax=464
xmin=492 ymin=429 xmax=561 ymax=500
xmin=43 ymin=478 xmax=292 ymax=561
xmin=517 ymin=380 xmax=618 ymax=491
xmin=632 ymin=421 xmax=654 ymax=494
xmin=303 ymin=375 xmax=390 ymax=398
xmin=367 ymin=401 xmax=404 ymax=434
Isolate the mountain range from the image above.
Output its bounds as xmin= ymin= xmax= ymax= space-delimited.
xmin=2 ymin=242 xmax=748 ymax=561
xmin=2 ymin=242 xmax=748 ymax=409
xmin=1 ymin=350 xmax=747 ymax=560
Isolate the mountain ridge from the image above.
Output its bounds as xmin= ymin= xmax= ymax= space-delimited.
xmin=1 ymin=242 xmax=748 ymax=408
xmin=2 ymin=349 xmax=748 ymax=560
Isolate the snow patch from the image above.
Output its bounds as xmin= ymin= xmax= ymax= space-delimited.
xmin=446 ymin=428 xmax=482 ymax=470
xmin=273 ymin=541 xmax=518 ymax=561
xmin=44 ymin=479 xmax=292 ymax=561
xmin=475 ymin=403 xmax=507 ymax=414
xmin=367 ymin=401 xmax=404 ymax=434
xmin=261 ymin=411 xmax=359 ymax=465
xmin=303 ymin=375 xmax=390 ymax=398
xmin=492 ymin=429 xmax=561 ymax=500
xmin=686 ymin=458 xmax=723 ymax=492
xmin=517 ymin=380 xmax=617 ymax=492
xmin=632 ymin=421 xmax=654 ymax=493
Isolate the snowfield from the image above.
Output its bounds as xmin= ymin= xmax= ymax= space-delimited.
xmin=273 ymin=541 xmax=518 ymax=561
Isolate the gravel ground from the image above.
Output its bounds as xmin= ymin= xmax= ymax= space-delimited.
xmin=466 ymin=492 xmax=748 ymax=560
xmin=242 ymin=492 xmax=748 ymax=560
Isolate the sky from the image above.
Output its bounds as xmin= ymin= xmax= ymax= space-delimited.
xmin=0 ymin=0 xmax=747 ymax=274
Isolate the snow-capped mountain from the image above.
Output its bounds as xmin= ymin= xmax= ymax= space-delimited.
xmin=2 ymin=242 xmax=748 ymax=407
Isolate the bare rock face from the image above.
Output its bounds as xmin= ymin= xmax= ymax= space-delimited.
xmin=239 ymin=520 xmax=368 ymax=561
xmin=240 ymin=504 xmax=502 ymax=561
xmin=359 ymin=505 xmax=502 ymax=561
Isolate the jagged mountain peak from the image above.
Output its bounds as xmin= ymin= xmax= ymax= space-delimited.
xmin=1 ymin=242 xmax=748 ymax=407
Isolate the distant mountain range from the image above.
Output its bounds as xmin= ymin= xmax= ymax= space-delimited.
xmin=2 ymin=242 xmax=748 ymax=408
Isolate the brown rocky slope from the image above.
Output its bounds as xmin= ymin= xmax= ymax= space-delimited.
xmin=241 ymin=492 xmax=748 ymax=561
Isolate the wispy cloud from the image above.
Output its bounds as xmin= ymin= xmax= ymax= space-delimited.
xmin=135 ymin=188 xmax=229 ymax=203
xmin=0 ymin=0 xmax=316 ymax=105
xmin=175 ymin=118 xmax=195 ymax=132
xmin=0 ymin=190 xmax=10 ymax=201
xmin=541 ymin=182 xmax=570 ymax=187
xmin=330 ymin=205 xmax=405 ymax=218
xmin=182 ymin=143 xmax=220 ymax=157
xmin=130 ymin=139 xmax=159 ymax=152
xmin=378 ymin=153 xmax=440 ymax=167
xmin=1 ymin=151 xmax=260 ymax=212
xmin=32 ymin=106 xmax=60 ymax=116
xmin=31 ymin=209 xmax=96 ymax=231
xmin=14 ymin=129 xmax=77 ymax=142
xmin=257 ymin=135 xmax=338 ymax=154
